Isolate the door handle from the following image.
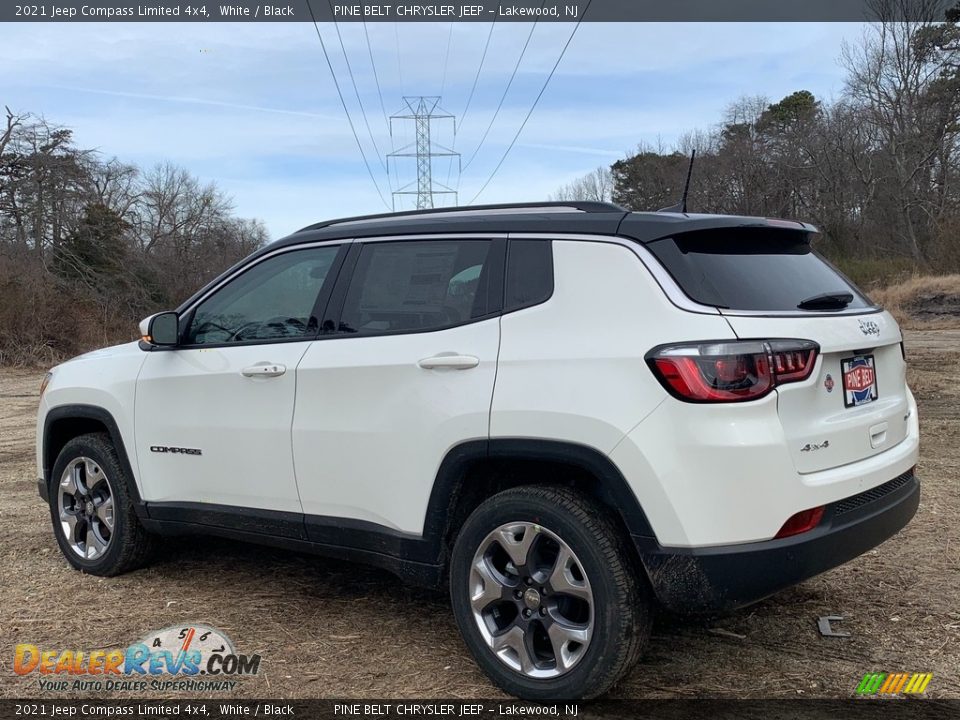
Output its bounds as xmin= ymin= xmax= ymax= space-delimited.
xmin=418 ymin=354 xmax=480 ymax=370
xmin=241 ymin=363 xmax=286 ymax=378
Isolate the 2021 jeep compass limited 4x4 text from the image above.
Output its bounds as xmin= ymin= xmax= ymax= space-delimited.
xmin=37 ymin=202 xmax=919 ymax=699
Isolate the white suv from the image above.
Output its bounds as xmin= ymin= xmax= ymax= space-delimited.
xmin=37 ymin=202 xmax=920 ymax=699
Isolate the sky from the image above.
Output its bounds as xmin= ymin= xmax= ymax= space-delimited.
xmin=1 ymin=21 xmax=866 ymax=239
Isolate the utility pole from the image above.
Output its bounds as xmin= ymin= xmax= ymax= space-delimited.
xmin=388 ymin=96 xmax=460 ymax=210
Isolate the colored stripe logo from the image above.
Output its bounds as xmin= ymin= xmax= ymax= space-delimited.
xmin=856 ymin=672 xmax=932 ymax=695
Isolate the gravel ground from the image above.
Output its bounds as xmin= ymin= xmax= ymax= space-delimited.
xmin=0 ymin=330 xmax=957 ymax=700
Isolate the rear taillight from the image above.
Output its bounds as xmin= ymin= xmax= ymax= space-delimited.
xmin=774 ymin=506 xmax=825 ymax=538
xmin=647 ymin=339 xmax=819 ymax=403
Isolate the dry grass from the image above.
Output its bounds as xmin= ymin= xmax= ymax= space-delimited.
xmin=0 ymin=332 xmax=958 ymax=700
xmin=871 ymin=274 xmax=960 ymax=328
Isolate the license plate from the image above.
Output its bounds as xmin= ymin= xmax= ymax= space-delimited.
xmin=841 ymin=355 xmax=878 ymax=407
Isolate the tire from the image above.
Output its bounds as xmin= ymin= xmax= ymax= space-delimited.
xmin=450 ymin=485 xmax=651 ymax=700
xmin=48 ymin=432 xmax=156 ymax=576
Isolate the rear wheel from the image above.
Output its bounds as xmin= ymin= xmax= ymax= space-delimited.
xmin=450 ymin=486 xmax=651 ymax=699
xmin=49 ymin=433 xmax=156 ymax=576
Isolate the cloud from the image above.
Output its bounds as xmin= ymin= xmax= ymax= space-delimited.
xmin=0 ymin=21 xmax=865 ymax=237
xmin=517 ymin=143 xmax=623 ymax=157
xmin=42 ymin=85 xmax=340 ymax=121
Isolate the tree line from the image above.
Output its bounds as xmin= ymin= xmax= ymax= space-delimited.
xmin=554 ymin=0 xmax=960 ymax=286
xmin=3 ymin=0 xmax=957 ymax=365
xmin=0 ymin=109 xmax=266 ymax=364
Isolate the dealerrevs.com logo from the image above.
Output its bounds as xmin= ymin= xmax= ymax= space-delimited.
xmin=14 ymin=624 xmax=260 ymax=692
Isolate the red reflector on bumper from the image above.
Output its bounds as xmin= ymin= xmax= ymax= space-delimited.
xmin=775 ymin=506 xmax=825 ymax=539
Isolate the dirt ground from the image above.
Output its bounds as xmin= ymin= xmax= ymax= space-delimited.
xmin=0 ymin=330 xmax=957 ymax=700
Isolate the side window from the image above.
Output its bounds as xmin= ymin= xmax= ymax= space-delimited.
xmin=185 ymin=246 xmax=340 ymax=345
xmin=505 ymin=239 xmax=553 ymax=312
xmin=339 ymin=240 xmax=496 ymax=335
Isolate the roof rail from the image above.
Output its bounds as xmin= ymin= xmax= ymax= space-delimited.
xmin=297 ymin=201 xmax=626 ymax=233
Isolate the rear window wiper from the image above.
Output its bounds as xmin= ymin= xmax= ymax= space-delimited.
xmin=797 ymin=291 xmax=854 ymax=310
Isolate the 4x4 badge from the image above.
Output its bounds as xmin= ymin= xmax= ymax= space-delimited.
xmin=824 ymin=374 xmax=835 ymax=392
xmin=859 ymin=319 xmax=880 ymax=336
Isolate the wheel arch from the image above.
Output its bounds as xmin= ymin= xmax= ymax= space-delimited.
xmin=43 ymin=405 xmax=145 ymax=514
xmin=424 ymin=438 xmax=657 ymax=564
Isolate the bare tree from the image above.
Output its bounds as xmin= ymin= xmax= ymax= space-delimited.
xmin=841 ymin=0 xmax=960 ymax=259
xmin=0 ymin=106 xmax=24 ymax=157
xmin=0 ymin=107 xmax=268 ymax=364
xmin=549 ymin=166 xmax=614 ymax=203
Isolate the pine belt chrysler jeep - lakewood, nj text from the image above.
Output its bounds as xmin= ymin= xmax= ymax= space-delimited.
xmin=36 ymin=202 xmax=920 ymax=699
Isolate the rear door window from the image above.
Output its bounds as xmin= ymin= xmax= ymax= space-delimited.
xmin=338 ymin=239 xmax=501 ymax=335
xmin=646 ymin=228 xmax=872 ymax=312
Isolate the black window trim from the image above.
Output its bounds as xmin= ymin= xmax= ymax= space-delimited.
xmin=173 ymin=241 xmax=350 ymax=350
xmin=321 ymin=234 xmax=508 ymax=340
xmin=502 ymin=235 xmax=555 ymax=315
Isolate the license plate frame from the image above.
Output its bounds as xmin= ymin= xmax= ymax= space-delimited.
xmin=841 ymin=354 xmax=878 ymax=408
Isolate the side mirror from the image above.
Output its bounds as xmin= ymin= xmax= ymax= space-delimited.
xmin=141 ymin=311 xmax=180 ymax=348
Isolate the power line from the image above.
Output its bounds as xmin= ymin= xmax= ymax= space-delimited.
xmin=326 ymin=0 xmax=388 ymax=174
xmin=440 ymin=28 xmax=459 ymax=186
xmin=466 ymin=2 xmax=592 ymax=206
xmin=461 ymin=14 xmax=541 ymax=176
xmin=394 ymin=23 xmax=405 ymax=96
xmin=362 ymin=19 xmax=395 ymax=194
xmin=458 ymin=21 xmax=496 ymax=133
xmin=440 ymin=22 xmax=456 ymax=188
xmin=305 ymin=0 xmax=391 ymax=210
xmin=439 ymin=22 xmax=454 ymax=99
xmin=363 ymin=20 xmax=390 ymax=129
xmin=449 ymin=20 xmax=495 ymax=188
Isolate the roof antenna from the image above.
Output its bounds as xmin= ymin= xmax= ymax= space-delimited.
xmin=658 ymin=149 xmax=696 ymax=214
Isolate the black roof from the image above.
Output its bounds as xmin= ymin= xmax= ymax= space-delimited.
xmin=266 ymin=202 xmax=816 ymax=252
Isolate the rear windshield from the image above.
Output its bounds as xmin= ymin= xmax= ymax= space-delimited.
xmin=646 ymin=228 xmax=872 ymax=312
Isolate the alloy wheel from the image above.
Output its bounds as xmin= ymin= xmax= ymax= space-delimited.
xmin=469 ymin=522 xmax=593 ymax=678
xmin=57 ymin=456 xmax=115 ymax=560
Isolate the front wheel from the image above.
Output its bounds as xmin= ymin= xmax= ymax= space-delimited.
xmin=450 ymin=486 xmax=651 ymax=700
xmin=48 ymin=432 xmax=156 ymax=576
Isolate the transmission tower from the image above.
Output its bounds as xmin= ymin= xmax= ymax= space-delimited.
xmin=388 ymin=96 xmax=460 ymax=210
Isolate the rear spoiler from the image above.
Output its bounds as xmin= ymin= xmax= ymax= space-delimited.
xmin=617 ymin=213 xmax=818 ymax=244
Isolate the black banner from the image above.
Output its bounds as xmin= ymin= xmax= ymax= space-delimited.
xmin=1 ymin=0 xmax=956 ymax=23
xmin=0 ymin=700 xmax=959 ymax=720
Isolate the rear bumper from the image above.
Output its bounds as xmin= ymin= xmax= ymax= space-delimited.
xmin=635 ymin=469 xmax=919 ymax=613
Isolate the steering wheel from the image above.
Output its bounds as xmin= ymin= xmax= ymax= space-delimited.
xmin=190 ymin=319 xmax=234 ymax=341
xmin=232 ymin=316 xmax=307 ymax=341
xmin=262 ymin=316 xmax=307 ymax=336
